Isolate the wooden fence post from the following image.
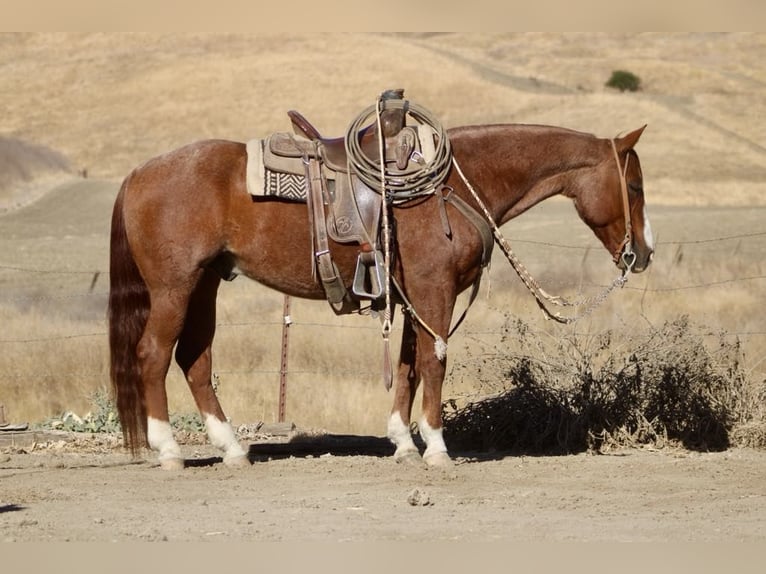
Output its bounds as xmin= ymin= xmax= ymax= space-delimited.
xmin=278 ymin=295 xmax=292 ymax=423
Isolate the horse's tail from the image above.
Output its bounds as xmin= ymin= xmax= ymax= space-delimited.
xmin=108 ymin=173 xmax=149 ymax=455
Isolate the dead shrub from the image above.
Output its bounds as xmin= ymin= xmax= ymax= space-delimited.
xmin=443 ymin=315 xmax=763 ymax=455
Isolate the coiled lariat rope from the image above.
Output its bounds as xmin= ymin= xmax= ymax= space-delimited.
xmin=346 ymin=98 xmax=452 ymax=203
xmin=451 ymin=156 xmax=633 ymax=324
xmin=348 ymin=93 xmax=453 ymax=371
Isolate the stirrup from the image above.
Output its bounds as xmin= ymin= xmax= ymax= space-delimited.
xmin=352 ymin=250 xmax=385 ymax=299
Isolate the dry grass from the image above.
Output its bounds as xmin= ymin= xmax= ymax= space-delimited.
xmin=1 ymin=33 xmax=765 ymax=446
xmin=444 ymin=315 xmax=765 ymax=454
xmin=2 ymin=33 xmax=764 ymax=206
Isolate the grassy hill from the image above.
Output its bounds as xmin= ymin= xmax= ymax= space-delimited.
xmin=0 ymin=136 xmax=73 ymax=212
xmin=1 ymin=32 xmax=764 ymax=207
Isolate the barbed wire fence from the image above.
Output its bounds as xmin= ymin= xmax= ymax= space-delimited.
xmin=1 ymin=230 xmax=765 ymax=424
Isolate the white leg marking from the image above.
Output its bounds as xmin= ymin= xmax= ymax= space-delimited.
xmin=419 ymin=417 xmax=447 ymax=458
xmin=204 ymin=414 xmax=247 ymax=464
xmin=147 ymin=417 xmax=182 ymax=463
xmin=387 ymin=412 xmax=418 ymax=457
xmin=419 ymin=417 xmax=452 ymax=466
xmin=643 ymin=205 xmax=655 ymax=250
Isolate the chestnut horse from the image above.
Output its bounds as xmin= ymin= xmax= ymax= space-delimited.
xmin=109 ymin=123 xmax=653 ymax=469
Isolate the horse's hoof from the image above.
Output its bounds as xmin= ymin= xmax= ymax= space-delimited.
xmin=224 ymin=454 xmax=251 ymax=468
xmin=394 ymin=450 xmax=426 ymax=467
xmin=159 ymin=456 xmax=185 ymax=471
xmin=423 ymin=451 xmax=453 ymax=467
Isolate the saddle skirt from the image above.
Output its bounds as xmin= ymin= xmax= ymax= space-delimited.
xmin=246 ymin=136 xmax=377 ymax=247
xmin=245 ymin=125 xmax=437 ymax=246
xmin=246 ymin=138 xmax=306 ymax=200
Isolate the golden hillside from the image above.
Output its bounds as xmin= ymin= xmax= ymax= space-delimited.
xmin=1 ymin=32 xmax=764 ymax=208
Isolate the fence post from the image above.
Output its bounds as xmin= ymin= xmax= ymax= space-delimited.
xmin=278 ymin=295 xmax=292 ymax=423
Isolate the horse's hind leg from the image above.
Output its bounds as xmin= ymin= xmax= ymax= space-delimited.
xmin=138 ymin=289 xmax=191 ymax=470
xmin=175 ymin=270 xmax=249 ymax=467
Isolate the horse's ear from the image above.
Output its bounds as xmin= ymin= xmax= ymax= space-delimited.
xmin=617 ymin=125 xmax=647 ymax=150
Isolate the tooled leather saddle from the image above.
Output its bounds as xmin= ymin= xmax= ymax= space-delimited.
xmin=256 ymin=89 xmax=438 ymax=315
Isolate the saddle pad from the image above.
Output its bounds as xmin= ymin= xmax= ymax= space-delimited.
xmin=246 ymin=138 xmax=307 ymax=201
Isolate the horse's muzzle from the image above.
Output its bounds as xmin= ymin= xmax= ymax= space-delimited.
xmin=618 ymin=246 xmax=653 ymax=273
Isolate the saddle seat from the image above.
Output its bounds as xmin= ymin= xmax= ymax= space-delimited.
xmin=287 ymin=107 xmax=416 ymax=171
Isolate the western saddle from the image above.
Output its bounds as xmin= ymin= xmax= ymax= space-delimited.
xmin=261 ymin=89 xmax=492 ymax=323
xmin=263 ymin=89 xmax=428 ymax=315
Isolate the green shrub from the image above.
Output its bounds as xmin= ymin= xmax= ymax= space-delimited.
xmin=37 ymin=389 xmax=206 ymax=434
xmin=606 ymin=69 xmax=642 ymax=92
xmin=169 ymin=412 xmax=206 ymax=432
xmin=39 ymin=388 xmax=121 ymax=433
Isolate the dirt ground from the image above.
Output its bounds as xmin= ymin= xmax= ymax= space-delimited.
xmin=1 ymin=431 xmax=765 ymax=542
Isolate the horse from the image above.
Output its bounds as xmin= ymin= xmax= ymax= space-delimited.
xmin=108 ymin=121 xmax=654 ymax=470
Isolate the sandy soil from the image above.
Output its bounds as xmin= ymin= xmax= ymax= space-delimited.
xmin=1 ymin=432 xmax=765 ymax=542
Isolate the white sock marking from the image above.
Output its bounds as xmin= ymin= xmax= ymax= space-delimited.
xmin=419 ymin=417 xmax=447 ymax=458
xmin=387 ymin=412 xmax=417 ymax=455
xmin=204 ymin=413 xmax=246 ymax=461
xmin=147 ymin=417 xmax=182 ymax=462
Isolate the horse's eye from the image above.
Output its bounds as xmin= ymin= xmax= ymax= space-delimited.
xmin=628 ymin=182 xmax=643 ymax=194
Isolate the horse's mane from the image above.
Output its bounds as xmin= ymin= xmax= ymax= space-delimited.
xmin=448 ymin=123 xmax=599 ymax=141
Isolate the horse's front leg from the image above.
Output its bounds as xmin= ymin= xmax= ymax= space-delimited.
xmin=416 ymin=332 xmax=452 ymax=467
xmin=387 ymin=316 xmax=423 ymax=465
xmin=387 ymin=313 xmax=453 ymax=467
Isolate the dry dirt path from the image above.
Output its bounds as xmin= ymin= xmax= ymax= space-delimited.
xmin=1 ymin=434 xmax=765 ymax=542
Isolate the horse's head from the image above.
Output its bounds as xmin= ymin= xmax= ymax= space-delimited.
xmin=570 ymin=126 xmax=654 ymax=274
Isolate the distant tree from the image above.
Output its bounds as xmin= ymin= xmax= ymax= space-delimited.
xmin=606 ymin=70 xmax=642 ymax=92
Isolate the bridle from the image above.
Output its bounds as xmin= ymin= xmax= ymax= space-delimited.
xmin=610 ymin=138 xmax=636 ymax=273
xmin=450 ymin=136 xmax=640 ymax=324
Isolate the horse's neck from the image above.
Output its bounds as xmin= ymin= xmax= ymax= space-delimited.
xmin=451 ymin=125 xmax=601 ymax=225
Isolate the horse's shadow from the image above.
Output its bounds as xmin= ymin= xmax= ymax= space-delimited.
xmin=0 ymin=503 xmax=25 ymax=514
xmin=247 ymin=434 xmax=396 ymax=462
xmin=181 ymin=431 xmax=592 ymax=468
xmin=182 ymin=434 xmax=397 ymax=468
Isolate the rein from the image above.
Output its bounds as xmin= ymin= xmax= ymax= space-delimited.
xmin=451 ymin=138 xmax=635 ymax=324
xmin=374 ymin=96 xmax=396 ymax=387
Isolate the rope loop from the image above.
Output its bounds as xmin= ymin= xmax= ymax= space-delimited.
xmin=452 ymin=156 xmax=631 ymax=324
xmin=345 ymin=97 xmax=452 ymax=204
